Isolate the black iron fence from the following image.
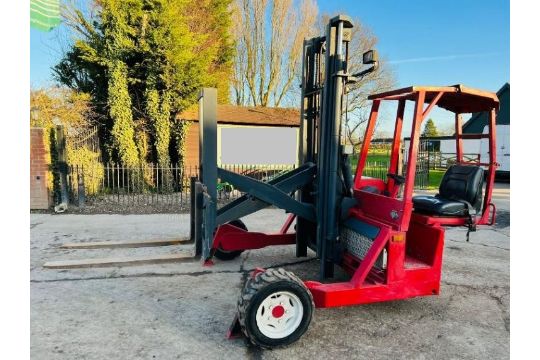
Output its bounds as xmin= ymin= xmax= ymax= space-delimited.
xmin=362 ymin=160 xmax=429 ymax=190
xmin=66 ymin=163 xmax=296 ymax=210
xmin=361 ymin=161 xmax=391 ymax=181
xmin=402 ymin=160 xmax=429 ymax=189
xmin=65 ymin=159 xmax=436 ymax=211
xmin=66 ymin=126 xmax=102 ymax=160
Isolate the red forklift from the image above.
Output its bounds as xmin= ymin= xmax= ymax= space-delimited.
xmin=190 ymin=15 xmax=499 ymax=348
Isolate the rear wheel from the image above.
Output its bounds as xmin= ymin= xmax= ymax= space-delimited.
xmin=213 ymin=220 xmax=246 ymax=260
xmin=237 ymin=268 xmax=314 ymax=349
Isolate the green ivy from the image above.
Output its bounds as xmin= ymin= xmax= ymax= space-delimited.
xmin=172 ymin=119 xmax=191 ymax=168
xmin=108 ymin=61 xmax=140 ymax=168
xmin=146 ymin=87 xmax=173 ymax=190
xmin=134 ymin=126 xmax=150 ymax=164
xmin=48 ymin=128 xmax=61 ymax=205
xmin=145 ymin=87 xmax=171 ymax=167
xmin=53 ymin=0 xmax=234 ymax=168
xmin=66 ymin=147 xmax=105 ymax=196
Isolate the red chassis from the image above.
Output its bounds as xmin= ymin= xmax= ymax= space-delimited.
xmin=212 ymin=85 xmax=499 ymax=309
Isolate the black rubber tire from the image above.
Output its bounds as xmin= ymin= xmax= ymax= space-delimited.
xmin=237 ymin=268 xmax=314 ymax=349
xmin=213 ymin=220 xmax=246 ymax=261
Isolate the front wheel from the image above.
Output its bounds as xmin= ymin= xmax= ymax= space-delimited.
xmin=237 ymin=268 xmax=314 ymax=349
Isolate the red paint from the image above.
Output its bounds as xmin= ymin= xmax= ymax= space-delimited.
xmin=212 ymin=224 xmax=296 ymax=252
xmin=354 ymin=100 xmax=381 ymax=189
xmin=355 ymin=177 xmax=386 ymax=193
xmin=403 ymin=91 xmax=426 ymax=207
xmin=455 ymin=113 xmax=464 ymax=162
xmin=302 ymin=85 xmax=499 ymax=309
xmin=350 ymin=226 xmax=391 ymax=286
xmin=352 ymin=190 xmax=406 ymax=230
xmin=251 ymin=267 xmax=266 ymax=279
xmin=217 ymin=85 xmax=499 ymax=314
xmin=422 ymin=91 xmax=444 ymax=119
xmin=306 ymin=277 xmax=441 ymax=308
xmin=386 ymin=233 xmax=406 ymax=283
xmin=387 ymin=100 xmax=405 ymax=196
xmin=203 ymin=259 xmax=214 ymax=267
xmin=272 ymin=305 xmax=285 ymax=318
xmin=280 ymin=214 xmax=296 ymax=234
xmin=304 ymin=219 xmax=445 ymax=308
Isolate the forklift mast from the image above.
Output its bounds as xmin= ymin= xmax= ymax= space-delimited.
xmin=193 ymin=15 xmax=376 ymax=280
xmin=298 ymin=15 xmax=355 ymax=278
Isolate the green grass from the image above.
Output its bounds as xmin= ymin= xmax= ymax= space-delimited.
xmin=349 ymin=152 xmax=446 ymax=190
xmin=367 ymin=153 xmax=391 ymax=163
xmin=364 ymin=148 xmax=391 ymax=163
xmin=349 ymin=152 xmax=390 ymax=172
xmin=427 ymin=169 xmax=445 ymax=190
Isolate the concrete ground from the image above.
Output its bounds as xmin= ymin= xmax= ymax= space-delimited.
xmin=31 ymin=184 xmax=509 ymax=359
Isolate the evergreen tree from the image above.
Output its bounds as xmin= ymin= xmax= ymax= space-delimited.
xmin=54 ymin=0 xmax=234 ymax=166
xmin=422 ymin=118 xmax=439 ymax=137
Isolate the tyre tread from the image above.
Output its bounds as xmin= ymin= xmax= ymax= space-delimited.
xmin=237 ymin=268 xmax=314 ymax=349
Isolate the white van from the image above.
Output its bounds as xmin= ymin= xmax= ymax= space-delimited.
xmin=480 ymin=124 xmax=510 ymax=179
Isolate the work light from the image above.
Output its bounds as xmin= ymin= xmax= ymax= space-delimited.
xmin=363 ymin=50 xmax=379 ymax=64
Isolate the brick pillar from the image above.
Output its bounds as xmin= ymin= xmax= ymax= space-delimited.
xmin=30 ymin=128 xmax=50 ymax=209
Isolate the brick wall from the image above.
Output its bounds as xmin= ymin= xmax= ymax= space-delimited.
xmin=184 ymin=121 xmax=199 ymax=171
xmin=30 ymin=128 xmax=50 ymax=209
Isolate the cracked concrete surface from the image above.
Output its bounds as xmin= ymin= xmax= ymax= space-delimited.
xmin=31 ymin=184 xmax=509 ymax=359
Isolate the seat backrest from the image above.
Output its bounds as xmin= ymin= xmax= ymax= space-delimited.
xmin=439 ymin=165 xmax=484 ymax=211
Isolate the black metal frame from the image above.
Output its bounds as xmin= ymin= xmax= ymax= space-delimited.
xmin=314 ymin=16 xmax=354 ymax=278
xmin=216 ymin=163 xmax=317 ymax=224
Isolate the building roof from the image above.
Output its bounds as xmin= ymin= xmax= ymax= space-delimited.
xmin=368 ymin=84 xmax=499 ymax=114
xmin=177 ymin=104 xmax=300 ymax=127
xmin=462 ymin=83 xmax=510 ymax=134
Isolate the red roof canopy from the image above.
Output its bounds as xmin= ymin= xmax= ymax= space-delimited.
xmin=368 ymin=85 xmax=499 ymax=114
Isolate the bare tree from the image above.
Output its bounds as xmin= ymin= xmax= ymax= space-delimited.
xmin=438 ymin=122 xmax=457 ymax=136
xmin=230 ymin=3 xmax=247 ymax=105
xmin=231 ymin=0 xmax=318 ymax=107
xmin=317 ymin=15 xmax=396 ymax=151
xmin=345 ymin=23 xmax=395 ymax=150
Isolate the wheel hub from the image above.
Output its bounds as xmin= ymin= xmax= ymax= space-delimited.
xmin=255 ymin=291 xmax=304 ymax=339
xmin=271 ymin=305 xmax=285 ymax=318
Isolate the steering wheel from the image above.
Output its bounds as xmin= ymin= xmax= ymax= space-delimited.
xmin=387 ymin=173 xmax=406 ymax=185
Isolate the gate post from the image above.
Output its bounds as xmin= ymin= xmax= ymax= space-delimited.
xmin=55 ymin=125 xmax=69 ymax=211
xmin=190 ymin=176 xmax=196 ymax=242
xmin=78 ymin=166 xmax=86 ymax=208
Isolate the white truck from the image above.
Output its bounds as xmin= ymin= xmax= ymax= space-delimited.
xmin=405 ymin=124 xmax=510 ymax=180
xmin=480 ymin=124 xmax=510 ymax=179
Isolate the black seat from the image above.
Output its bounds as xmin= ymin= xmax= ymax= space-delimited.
xmin=413 ymin=165 xmax=484 ymax=217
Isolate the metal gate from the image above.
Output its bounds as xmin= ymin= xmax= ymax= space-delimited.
xmin=403 ymin=139 xmax=430 ymax=189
